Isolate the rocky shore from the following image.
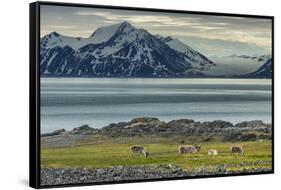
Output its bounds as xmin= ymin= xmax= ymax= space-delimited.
xmin=41 ymin=117 xmax=272 ymax=143
xmin=41 ymin=164 xmax=271 ymax=186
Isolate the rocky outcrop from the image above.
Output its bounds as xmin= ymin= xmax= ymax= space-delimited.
xmin=41 ymin=129 xmax=66 ymax=137
xmin=223 ymin=132 xmax=257 ymax=142
xmin=234 ymin=120 xmax=271 ymax=133
xmin=41 ymin=117 xmax=272 ymax=141
xmin=70 ymin=125 xmax=99 ymax=135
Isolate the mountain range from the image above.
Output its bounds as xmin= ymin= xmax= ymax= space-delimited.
xmin=40 ymin=22 xmax=215 ymax=77
xmin=40 ymin=21 xmax=271 ymax=78
xmin=228 ymin=54 xmax=271 ymax=62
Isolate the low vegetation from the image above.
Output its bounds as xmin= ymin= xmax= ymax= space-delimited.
xmin=41 ymin=140 xmax=272 ymax=171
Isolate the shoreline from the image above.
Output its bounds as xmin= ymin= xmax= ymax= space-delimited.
xmin=41 ymin=117 xmax=272 ymax=141
xmin=41 ymin=117 xmax=272 ymax=150
xmin=41 ymin=118 xmax=272 ymax=134
xmin=42 ymin=117 xmax=272 ymax=135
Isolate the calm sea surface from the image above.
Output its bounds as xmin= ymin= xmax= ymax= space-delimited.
xmin=40 ymin=78 xmax=272 ymax=133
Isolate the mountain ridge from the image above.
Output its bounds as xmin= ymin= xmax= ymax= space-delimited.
xmin=40 ymin=22 xmax=215 ymax=77
xmin=40 ymin=22 xmax=271 ymax=79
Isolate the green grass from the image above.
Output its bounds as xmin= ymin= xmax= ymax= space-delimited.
xmin=41 ymin=140 xmax=272 ymax=171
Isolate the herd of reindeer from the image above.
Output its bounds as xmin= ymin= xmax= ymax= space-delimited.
xmin=130 ymin=144 xmax=245 ymax=157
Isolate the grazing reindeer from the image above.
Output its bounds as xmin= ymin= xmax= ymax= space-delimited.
xmin=230 ymin=146 xmax=244 ymax=156
xmin=177 ymin=144 xmax=201 ymax=156
xmin=208 ymin=149 xmax=218 ymax=155
xmin=130 ymin=145 xmax=149 ymax=157
xmin=194 ymin=143 xmax=202 ymax=152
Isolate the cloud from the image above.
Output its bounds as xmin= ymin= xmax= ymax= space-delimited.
xmin=41 ymin=5 xmax=272 ymax=56
xmin=176 ymin=35 xmax=270 ymax=56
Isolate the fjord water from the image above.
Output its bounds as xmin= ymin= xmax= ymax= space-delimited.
xmin=40 ymin=78 xmax=272 ymax=133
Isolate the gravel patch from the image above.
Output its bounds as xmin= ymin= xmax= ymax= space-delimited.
xmin=41 ymin=164 xmax=271 ymax=186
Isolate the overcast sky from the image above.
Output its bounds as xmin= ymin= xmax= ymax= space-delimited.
xmin=40 ymin=5 xmax=272 ymax=57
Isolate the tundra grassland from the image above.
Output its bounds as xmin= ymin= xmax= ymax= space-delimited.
xmin=41 ymin=137 xmax=272 ymax=171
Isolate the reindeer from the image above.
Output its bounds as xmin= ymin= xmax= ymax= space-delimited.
xmin=230 ymin=145 xmax=244 ymax=156
xmin=194 ymin=143 xmax=202 ymax=152
xmin=130 ymin=145 xmax=149 ymax=157
xmin=177 ymin=144 xmax=201 ymax=156
xmin=208 ymin=149 xmax=218 ymax=155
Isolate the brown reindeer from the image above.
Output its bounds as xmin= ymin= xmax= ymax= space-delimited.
xmin=178 ymin=144 xmax=201 ymax=156
xmin=130 ymin=145 xmax=149 ymax=157
xmin=230 ymin=145 xmax=244 ymax=156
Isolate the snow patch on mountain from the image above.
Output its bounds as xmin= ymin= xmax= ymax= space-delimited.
xmin=40 ymin=22 xmax=136 ymax=51
xmin=90 ymin=22 xmax=126 ymax=44
xmin=41 ymin=32 xmax=91 ymax=50
xmin=156 ymin=35 xmax=215 ymax=70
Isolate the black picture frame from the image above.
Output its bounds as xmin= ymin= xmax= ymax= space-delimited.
xmin=29 ymin=1 xmax=274 ymax=189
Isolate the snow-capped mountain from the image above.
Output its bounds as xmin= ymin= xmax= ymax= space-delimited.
xmin=246 ymin=58 xmax=272 ymax=78
xmin=203 ymin=54 xmax=272 ymax=77
xmin=228 ymin=54 xmax=271 ymax=63
xmin=40 ymin=22 xmax=215 ymax=77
